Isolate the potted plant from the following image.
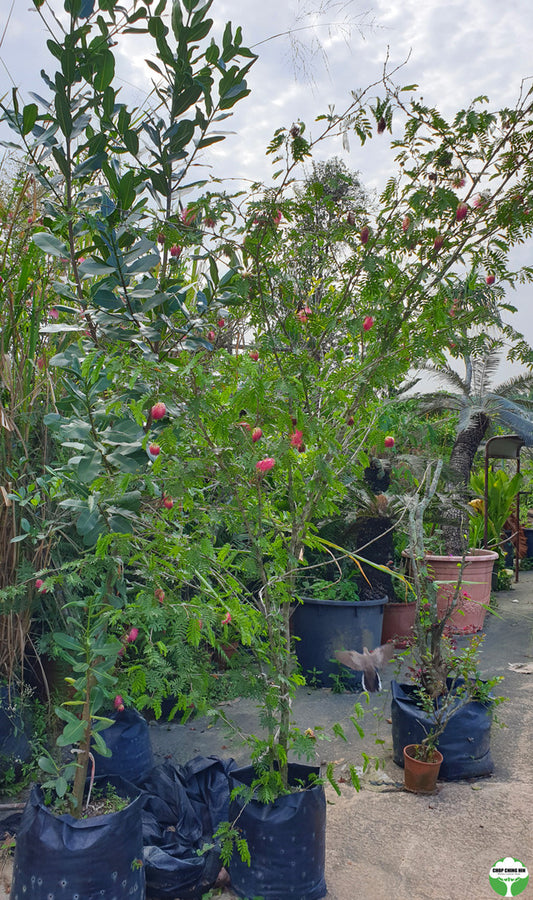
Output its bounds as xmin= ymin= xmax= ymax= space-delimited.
xmin=2 ymin=3 xmax=257 ymax=896
xmin=10 ymin=563 xmax=147 ymax=898
xmin=469 ymin=467 xmax=524 ymax=590
xmin=391 ymin=462 xmax=505 ymax=783
xmin=292 ymin=570 xmax=388 ymax=689
xmin=401 ymin=462 xmax=500 ymax=634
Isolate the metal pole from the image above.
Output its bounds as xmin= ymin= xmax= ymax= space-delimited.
xmin=484 ymin=445 xmax=489 ymax=550
xmin=515 ymin=452 xmax=520 ymax=583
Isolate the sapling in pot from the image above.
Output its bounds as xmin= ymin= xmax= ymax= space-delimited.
xmin=395 ymin=461 xmax=505 ymax=766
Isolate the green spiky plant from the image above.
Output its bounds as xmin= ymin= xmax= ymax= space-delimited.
xmin=415 ymin=343 xmax=533 ymax=552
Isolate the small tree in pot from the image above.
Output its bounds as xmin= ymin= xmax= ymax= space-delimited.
xmin=392 ymin=461 xmax=505 ymax=783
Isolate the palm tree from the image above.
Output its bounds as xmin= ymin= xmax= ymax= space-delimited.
xmin=414 ymin=349 xmax=533 ymax=553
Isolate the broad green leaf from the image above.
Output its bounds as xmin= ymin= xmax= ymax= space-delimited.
xmin=61 ymin=420 xmax=92 ymax=441
xmin=103 ymin=419 xmax=144 ymax=443
xmin=170 ymin=0 xmax=183 ymax=40
xmin=91 ymin=730 xmax=112 ymax=757
xmin=80 ymin=0 xmax=95 ymax=16
xmin=171 ymin=83 xmax=203 ymax=118
xmin=33 ymin=232 xmax=68 ymax=257
xmin=76 ymin=507 xmax=100 ymax=536
xmin=38 ymin=756 xmax=57 ymax=775
xmin=166 ymin=119 xmax=195 ymax=151
xmin=52 ymin=146 xmax=70 ymax=178
xmin=108 ymin=513 xmax=133 ymax=533
xmin=79 ymin=259 xmax=117 ymax=278
xmin=197 ymin=135 xmax=225 ymax=149
xmin=55 ymin=776 xmax=68 ymax=797
xmin=54 ymin=91 xmax=73 ymax=138
xmin=72 ymin=152 xmax=107 ymax=178
xmin=91 ymin=288 xmax=123 ymax=310
xmin=123 ymin=129 xmax=139 ymax=156
xmin=187 ymin=18 xmax=213 ymax=42
xmin=77 ymin=452 xmax=103 ymax=483
xmin=149 ymin=171 xmax=170 ymax=196
xmin=54 ymin=633 xmax=82 ymax=652
xmin=106 ymin=448 xmax=147 ymax=473
xmin=94 ymin=50 xmax=115 ymax=92
xmin=126 ymin=252 xmax=160 ymax=274
xmin=22 ymin=104 xmax=38 ymax=135
xmin=57 ymin=720 xmax=87 ymax=746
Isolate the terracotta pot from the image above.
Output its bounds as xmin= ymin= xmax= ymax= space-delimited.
xmin=403 ymin=744 xmax=443 ymax=794
xmin=381 ymin=600 xmax=417 ymax=645
xmin=425 ymin=549 xmax=498 ymax=633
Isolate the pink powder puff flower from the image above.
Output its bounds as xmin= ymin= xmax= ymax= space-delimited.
xmin=256 ymin=458 xmax=275 ymax=474
xmin=363 ymin=315 xmax=374 ymax=331
xmin=222 ymin=612 xmax=232 ymax=625
xmin=126 ymin=627 xmax=139 ymax=643
xmin=49 ymin=308 xmax=59 ymax=320
xmin=35 ymin=578 xmax=46 ymax=592
xmin=181 ymin=207 xmax=196 ymax=225
xmin=114 ymin=695 xmax=125 ymax=711
xmin=151 ymin=402 xmax=167 ymax=420
xmin=290 ymin=430 xmax=304 ymax=449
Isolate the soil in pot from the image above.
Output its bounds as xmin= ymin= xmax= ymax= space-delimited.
xmin=403 ymin=744 xmax=443 ymax=793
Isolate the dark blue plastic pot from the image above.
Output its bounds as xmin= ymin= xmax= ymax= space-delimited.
xmin=228 ymin=764 xmax=326 ymax=900
xmin=391 ymin=680 xmax=494 ymax=780
xmin=291 ymin=596 xmax=386 ymax=688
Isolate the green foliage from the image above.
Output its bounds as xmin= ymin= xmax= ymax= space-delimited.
xmin=469 ymin=468 xmax=524 ymax=556
xmin=1 ymin=0 xmax=532 ymax=808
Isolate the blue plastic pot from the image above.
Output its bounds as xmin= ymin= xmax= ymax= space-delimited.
xmin=291 ymin=595 xmax=386 ymax=688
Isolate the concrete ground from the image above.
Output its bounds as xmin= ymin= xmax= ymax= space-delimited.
xmin=1 ymin=574 xmax=532 ymax=899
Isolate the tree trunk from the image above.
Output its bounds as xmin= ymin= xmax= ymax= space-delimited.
xmin=443 ymin=412 xmax=489 ymax=554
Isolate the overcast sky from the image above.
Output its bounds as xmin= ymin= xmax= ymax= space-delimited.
xmin=1 ymin=0 xmax=532 ymax=370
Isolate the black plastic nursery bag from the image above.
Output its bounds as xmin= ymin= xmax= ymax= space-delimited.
xmin=139 ymin=756 xmax=237 ymax=900
xmin=228 ymin=763 xmax=327 ymax=900
xmin=391 ymin=680 xmax=494 ymax=780
xmin=92 ymin=706 xmax=154 ymax=785
xmin=10 ymin=775 xmax=145 ymax=900
xmin=0 ymin=685 xmax=32 ymax=780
